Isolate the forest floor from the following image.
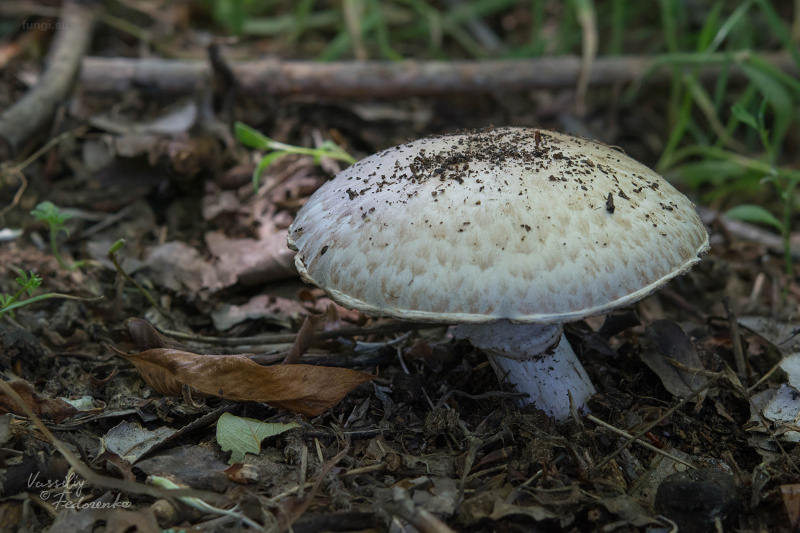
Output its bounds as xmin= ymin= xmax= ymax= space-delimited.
xmin=1 ymin=3 xmax=800 ymax=532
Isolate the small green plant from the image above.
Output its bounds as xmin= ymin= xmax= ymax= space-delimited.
xmin=0 ymin=269 xmax=43 ymax=318
xmin=30 ymin=201 xmax=87 ymax=271
xmin=235 ymin=122 xmax=357 ymax=191
xmin=0 ymin=269 xmax=95 ymax=318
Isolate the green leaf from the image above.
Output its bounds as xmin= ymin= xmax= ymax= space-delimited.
xmin=213 ymin=0 xmax=245 ymax=35
xmin=753 ymin=0 xmax=800 ymax=71
xmin=730 ymin=102 xmax=759 ymax=131
xmin=108 ymin=239 xmax=127 ymax=255
xmin=741 ymin=63 xmax=793 ymax=149
xmin=725 ymin=204 xmax=783 ymax=232
xmin=234 ymin=122 xmax=270 ymax=149
xmin=696 ymin=1 xmax=723 ymax=51
xmin=31 ymin=201 xmax=72 ymax=227
xmin=252 ymin=151 xmax=292 ymax=190
xmin=0 ymin=292 xmax=103 ymax=316
xmin=672 ymin=159 xmax=748 ymax=188
xmin=216 ymin=412 xmax=300 ymax=464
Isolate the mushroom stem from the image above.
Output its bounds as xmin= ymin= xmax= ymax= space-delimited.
xmin=454 ymin=321 xmax=596 ymax=421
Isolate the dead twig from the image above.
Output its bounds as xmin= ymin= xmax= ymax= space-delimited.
xmin=0 ymin=170 xmax=26 ymax=220
xmin=78 ymin=51 xmax=796 ymax=98
xmin=586 ymin=414 xmax=696 ymax=469
xmin=0 ymin=1 xmax=100 ymax=159
xmin=723 ymin=297 xmax=752 ymax=382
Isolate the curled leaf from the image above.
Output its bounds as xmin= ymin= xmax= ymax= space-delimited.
xmin=109 ymin=346 xmax=373 ymax=416
xmin=0 ymin=379 xmax=78 ymax=423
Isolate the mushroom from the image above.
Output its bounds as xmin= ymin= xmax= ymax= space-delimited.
xmin=287 ymin=127 xmax=709 ymax=420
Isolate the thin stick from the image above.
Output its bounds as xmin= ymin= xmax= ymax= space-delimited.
xmin=586 ymin=415 xmax=696 ymax=469
xmin=78 ymin=51 xmax=796 ymax=98
xmin=723 ymin=297 xmax=750 ymax=381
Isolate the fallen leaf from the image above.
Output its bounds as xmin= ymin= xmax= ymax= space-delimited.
xmin=210 ymin=294 xmax=307 ymax=331
xmin=136 ymin=445 xmax=234 ymax=492
xmin=0 ymin=379 xmax=78 ymax=423
xmin=738 ymin=317 xmax=800 ymax=350
xmin=104 ymin=420 xmax=178 ymax=463
xmin=747 ymin=385 xmax=800 ymax=442
xmin=110 ymin=346 xmax=374 ymax=416
xmin=780 ymin=353 xmax=800 ymax=389
xmin=641 ymin=320 xmax=708 ymax=400
xmin=206 ymin=229 xmax=297 ymax=288
xmin=781 ymin=484 xmax=800 ymax=530
xmin=224 ymin=463 xmax=260 ymax=484
xmin=126 ymin=318 xmax=171 ymax=350
xmin=216 ymin=412 xmax=299 ymax=463
xmin=144 ymin=241 xmax=227 ymax=293
xmin=490 ymin=499 xmax=557 ymax=521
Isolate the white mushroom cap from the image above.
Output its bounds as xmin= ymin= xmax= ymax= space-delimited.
xmin=288 ymin=127 xmax=708 ymax=324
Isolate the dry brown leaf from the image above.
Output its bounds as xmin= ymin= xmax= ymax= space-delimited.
xmin=0 ymin=42 xmax=21 ymax=70
xmin=781 ymin=484 xmax=800 ymax=530
xmin=126 ymin=318 xmax=170 ymax=350
xmin=205 ymin=229 xmax=297 ymax=287
xmin=641 ymin=320 xmax=708 ymax=401
xmin=110 ymin=347 xmax=373 ymax=416
xmin=0 ymin=379 xmax=78 ymax=423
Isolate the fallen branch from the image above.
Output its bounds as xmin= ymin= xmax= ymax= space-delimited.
xmin=0 ymin=0 xmax=100 ymax=159
xmin=78 ymin=51 xmax=796 ymax=98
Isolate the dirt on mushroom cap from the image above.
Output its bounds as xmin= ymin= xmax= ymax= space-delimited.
xmin=288 ymin=127 xmax=709 ymax=324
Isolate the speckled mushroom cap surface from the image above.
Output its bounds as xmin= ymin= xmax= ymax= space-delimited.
xmin=287 ymin=127 xmax=709 ymax=324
